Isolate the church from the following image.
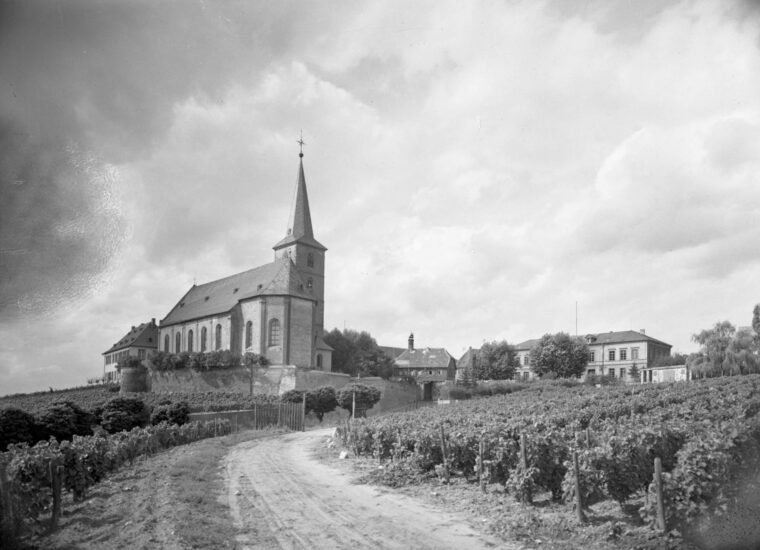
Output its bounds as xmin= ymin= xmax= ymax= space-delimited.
xmin=157 ymin=149 xmax=333 ymax=370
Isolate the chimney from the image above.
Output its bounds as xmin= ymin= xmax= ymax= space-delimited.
xmin=408 ymin=332 xmax=415 ymax=351
xmin=640 ymin=329 xmax=646 ymax=335
xmin=151 ymin=318 xmax=156 ymax=325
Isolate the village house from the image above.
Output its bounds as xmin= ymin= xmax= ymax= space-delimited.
xmin=101 ymin=319 xmax=158 ymax=383
xmin=393 ymin=333 xmax=456 ymax=400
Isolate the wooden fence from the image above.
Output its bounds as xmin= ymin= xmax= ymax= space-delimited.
xmin=188 ymin=402 xmax=305 ymax=432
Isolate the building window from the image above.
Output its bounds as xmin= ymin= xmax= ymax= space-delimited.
xmin=620 ymin=348 xmax=627 ymax=361
xmin=175 ymin=333 xmax=181 ymax=353
xmin=609 ymin=369 xmax=615 ymax=377
xmin=138 ymin=349 xmax=146 ymax=360
xmin=188 ymin=330 xmax=194 ymax=352
xmin=307 ymin=252 xmax=314 ymax=267
xmin=608 ymin=349 xmax=616 ymax=361
xmin=631 ymin=347 xmax=639 ymax=360
xmin=269 ymin=319 xmax=281 ymax=346
xmin=164 ymin=334 xmax=170 ymax=352
xmin=215 ymin=324 xmax=222 ymax=350
xmin=201 ymin=327 xmax=207 ymax=352
xmin=620 ymin=368 xmax=626 ymax=378
xmin=587 ymin=369 xmax=596 ymax=376
xmin=245 ymin=321 xmax=253 ymax=349
xmin=307 ymin=278 xmax=313 ymax=289
xmin=589 ymin=351 xmax=595 ymax=362
xmin=316 ymin=353 xmax=323 ymax=368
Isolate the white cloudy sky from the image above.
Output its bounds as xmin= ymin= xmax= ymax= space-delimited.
xmin=1 ymin=0 xmax=759 ymax=394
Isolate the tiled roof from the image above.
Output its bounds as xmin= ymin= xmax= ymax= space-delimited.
xmin=379 ymin=346 xmax=407 ymax=360
xmin=457 ymin=347 xmax=479 ymax=367
xmin=103 ymin=321 xmax=158 ymax=354
xmin=395 ymin=348 xmax=455 ymax=369
xmin=514 ymin=331 xmax=671 ymax=349
xmin=160 ymin=257 xmax=314 ymax=327
xmin=273 ymin=158 xmax=326 ymax=252
xmin=583 ymin=330 xmax=671 ymax=347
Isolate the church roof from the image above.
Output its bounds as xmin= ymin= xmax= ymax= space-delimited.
xmin=160 ymin=257 xmax=314 ymax=327
xmin=273 ymin=158 xmax=326 ymax=251
xmin=103 ymin=320 xmax=158 ymax=355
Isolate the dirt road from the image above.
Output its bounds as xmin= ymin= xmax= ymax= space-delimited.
xmin=224 ymin=428 xmax=512 ymax=549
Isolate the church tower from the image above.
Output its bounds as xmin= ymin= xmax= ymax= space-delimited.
xmin=272 ymin=147 xmax=327 ymax=355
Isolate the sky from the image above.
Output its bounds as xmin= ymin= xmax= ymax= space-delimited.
xmin=1 ymin=0 xmax=760 ymax=395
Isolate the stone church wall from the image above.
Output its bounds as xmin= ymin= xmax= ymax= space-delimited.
xmin=289 ymin=298 xmax=314 ymax=366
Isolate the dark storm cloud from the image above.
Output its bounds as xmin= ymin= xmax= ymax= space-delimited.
xmin=0 ymin=0 xmax=313 ymax=318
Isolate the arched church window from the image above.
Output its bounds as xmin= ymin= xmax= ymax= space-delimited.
xmin=175 ymin=333 xmax=181 ymax=353
xmin=269 ymin=319 xmax=281 ymax=346
xmin=307 ymin=253 xmax=314 ymax=267
xmin=215 ymin=324 xmax=222 ymax=350
xmin=245 ymin=321 xmax=253 ymax=349
xmin=201 ymin=327 xmax=207 ymax=352
xmin=188 ymin=330 xmax=194 ymax=352
xmin=316 ymin=354 xmax=323 ymax=368
xmin=164 ymin=334 xmax=170 ymax=352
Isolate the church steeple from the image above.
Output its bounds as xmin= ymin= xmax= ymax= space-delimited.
xmin=273 ymin=148 xmax=326 ymax=252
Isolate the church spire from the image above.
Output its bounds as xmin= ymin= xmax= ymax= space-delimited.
xmin=273 ymin=142 xmax=326 ymax=252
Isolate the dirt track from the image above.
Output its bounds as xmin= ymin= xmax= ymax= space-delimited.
xmin=224 ymin=428 xmax=511 ymax=549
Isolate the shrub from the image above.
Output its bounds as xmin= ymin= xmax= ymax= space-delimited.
xmin=336 ymin=384 xmax=381 ymax=418
xmin=150 ymin=401 xmax=190 ymax=426
xmin=448 ymin=388 xmax=472 ymax=400
xmin=281 ymin=387 xmax=337 ymax=421
xmin=36 ymin=401 xmax=94 ymax=441
xmin=100 ymin=396 xmax=150 ymax=433
xmin=0 ymin=408 xmax=37 ymax=451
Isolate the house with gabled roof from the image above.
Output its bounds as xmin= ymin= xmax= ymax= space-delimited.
xmin=102 ymin=319 xmax=158 ymax=383
xmin=157 ymin=150 xmax=333 ymax=370
xmin=394 ymin=333 xmax=456 ymax=400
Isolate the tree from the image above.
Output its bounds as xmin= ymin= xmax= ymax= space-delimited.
xmin=628 ymin=362 xmax=640 ymax=382
xmin=753 ymin=303 xmax=760 ymax=347
xmin=474 ymin=340 xmax=518 ymax=380
xmin=281 ymin=386 xmax=338 ymax=421
xmin=323 ymin=328 xmax=395 ymax=378
xmin=690 ymin=321 xmax=736 ymax=378
xmin=529 ymin=332 xmax=589 ymax=379
xmin=336 ymin=383 xmax=382 ymax=418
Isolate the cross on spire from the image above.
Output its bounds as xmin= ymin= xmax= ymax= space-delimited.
xmin=297 ymin=131 xmax=305 ymax=158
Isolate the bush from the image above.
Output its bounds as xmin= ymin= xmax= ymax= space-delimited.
xmin=100 ymin=396 xmax=150 ymax=433
xmin=35 ymin=401 xmax=94 ymax=441
xmin=336 ymin=384 xmax=381 ymax=418
xmin=150 ymin=401 xmax=190 ymax=426
xmin=281 ymin=387 xmax=337 ymax=421
xmin=448 ymin=388 xmax=472 ymax=400
xmin=0 ymin=408 xmax=37 ymax=451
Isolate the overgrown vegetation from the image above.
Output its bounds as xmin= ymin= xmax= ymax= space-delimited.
xmin=146 ymin=350 xmax=268 ymax=372
xmin=281 ymin=386 xmax=337 ymax=421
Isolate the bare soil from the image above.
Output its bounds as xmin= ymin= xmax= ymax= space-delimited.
xmin=224 ymin=427 xmax=513 ymax=549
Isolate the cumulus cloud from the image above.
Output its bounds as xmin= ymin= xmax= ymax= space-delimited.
xmin=2 ymin=0 xmax=760 ymax=392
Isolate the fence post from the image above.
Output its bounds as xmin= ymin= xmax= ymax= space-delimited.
xmin=277 ymin=402 xmax=282 ymax=428
xmin=573 ymin=451 xmax=585 ymax=523
xmin=654 ymin=457 xmax=666 ymax=532
xmin=50 ymin=460 xmax=62 ymax=529
xmin=301 ymin=392 xmax=306 ymax=431
xmin=254 ymin=403 xmax=258 ymax=430
xmin=439 ymin=423 xmax=450 ymax=483
xmin=0 ymin=459 xmax=17 ymax=541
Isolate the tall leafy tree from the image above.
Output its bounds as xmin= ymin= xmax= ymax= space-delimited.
xmin=323 ymin=328 xmax=394 ymax=378
xmin=690 ymin=321 xmax=736 ymax=378
xmin=474 ymin=340 xmax=518 ymax=380
xmin=529 ymin=332 xmax=589 ymax=378
xmin=753 ymin=303 xmax=760 ymax=347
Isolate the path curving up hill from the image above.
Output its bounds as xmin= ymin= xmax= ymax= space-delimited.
xmin=224 ymin=428 xmax=511 ymax=550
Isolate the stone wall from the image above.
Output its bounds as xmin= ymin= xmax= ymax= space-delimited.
xmin=147 ymin=367 xmax=421 ymax=413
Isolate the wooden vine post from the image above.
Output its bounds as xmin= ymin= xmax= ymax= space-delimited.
xmin=50 ymin=460 xmax=63 ymax=528
xmin=654 ymin=457 xmax=666 ymax=532
xmin=439 ymin=423 xmax=450 ymax=483
xmin=478 ymin=438 xmax=486 ymax=493
xmin=277 ymin=402 xmax=282 ymax=428
xmin=520 ymin=433 xmax=532 ymax=503
xmin=573 ymin=451 xmax=585 ymax=523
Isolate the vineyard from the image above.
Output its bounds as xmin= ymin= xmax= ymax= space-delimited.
xmin=0 ymin=385 xmax=280 ymax=415
xmin=339 ymin=376 xmax=760 ymax=544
